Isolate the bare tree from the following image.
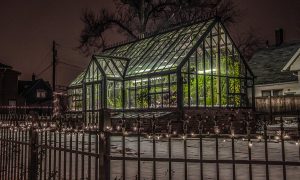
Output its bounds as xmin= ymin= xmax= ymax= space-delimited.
xmin=78 ymin=0 xmax=240 ymax=55
xmin=235 ymin=28 xmax=263 ymax=61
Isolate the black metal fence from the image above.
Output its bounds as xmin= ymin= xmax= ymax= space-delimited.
xmin=0 ymin=106 xmax=53 ymax=116
xmin=0 ymin=113 xmax=300 ymax=180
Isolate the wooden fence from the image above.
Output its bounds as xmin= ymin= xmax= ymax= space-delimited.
xmin=256 ymin=95 xmax=300 ymax=114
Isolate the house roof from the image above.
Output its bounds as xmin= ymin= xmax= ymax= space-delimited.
xmin=0 ymin=62 xmax=21 ymax=75
xmin=248 ymin=42 xmax=300 ymax=85
xmin=18 ymin=79 xmax=52 ymax=96
xmin=0 ymin=62 xmax=12 ymax=69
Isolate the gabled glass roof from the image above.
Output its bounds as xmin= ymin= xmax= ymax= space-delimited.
xmin=102 ymin=19 xmax=215 ymax=77
xmin=85 ymin=61 xmax=101 ymax=82
xmin=70 ymin=18 xmax=241 ymax=86
xmin=94 ymin=55 xmax=129 ymax=78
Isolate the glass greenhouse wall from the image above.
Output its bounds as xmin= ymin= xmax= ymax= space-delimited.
xmin=68 ymin=17 xmax=254 ymax=122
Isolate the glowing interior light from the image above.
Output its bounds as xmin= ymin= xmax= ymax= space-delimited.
xmin=198 ymin=69 xmax=217 ymax=74
xmin=284 ymin=134 xmax=290 ymax=139
xmin=156 ymin=135 xmax=161 ymax=140
xmin=135 ymin=68 xmax=151 ymax=73
xmin=134 ymin=79 xmax=148 ymax=83
xmin=248 ymin=141 xmax=253 ymax=148
xmin=156 ymin=64 xmax=172 ymax=70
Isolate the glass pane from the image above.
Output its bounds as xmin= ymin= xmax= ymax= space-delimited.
xmin=86 ymin=85 xmax=92 ymax=110
xmin=129 ymin=80 xmax=136 ymax=108
xmin=107 ymin=81 xmax=114 ymax=108
xmin=85 ymin=61 xmax=101 ymax=82
xmin=115 ymin=81 xmax=122 ymax=109
xmin=179 ymin=22 xmax=253 ymax=108
xmin=162 ymin=76 xmax=169 ymax=108
xmin=94 ymin=83 xmax=101 ymax=110
xmin=170 ymin=74 xmax=177 ymax=107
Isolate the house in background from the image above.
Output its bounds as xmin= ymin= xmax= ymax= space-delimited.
xmin=0 ymin=62 xmax=53 ymax=114
xmin=0 ymin=62 xmax=21 ymax=106
xmin=248 ymin=33 xmax=300 ymax=114
xmin=18 ymin=74 xmax=53 ymax=107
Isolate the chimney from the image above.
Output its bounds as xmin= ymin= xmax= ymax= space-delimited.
xmin=32 ymin=73 xmax=36 ymax=81
xmin=275 ymin=28 xmax=284 ymax=46
xmin=265 ymin=40 xmax=269 ymax=48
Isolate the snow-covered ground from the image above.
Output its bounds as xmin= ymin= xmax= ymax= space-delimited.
xmin=110 ymin=136 xmax=300 ymax=180
xmin=2 ymin=132 xmax=300 ymax=180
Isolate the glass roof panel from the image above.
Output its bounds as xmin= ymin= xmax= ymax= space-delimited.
xmin=127 ymin=30 xmax=179 ymax=75
xmin=95 ymin=55 xmax=129 ymax=77
xmin=98 ymin=58 xmax=116 ymax=77
xmin=70 ymin=18 xmax=253 ymax=87
xmin=72 ymin=18 xmax=219 ymax=80
xmin=69 ymin=71 xmax=85 ymax=87
xmin=85 ymin=61 xmax=102 ymax=82
xmin=109 ymin=43 xmax=133 ymax=57
xmin=160 ymin=20 xmax=214 ymax=71
xmin=101 ymin=19 xmax=215 ymax=77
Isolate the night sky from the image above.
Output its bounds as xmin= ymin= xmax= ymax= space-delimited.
xmin=0 ymin=0 xmax=299 ymax=87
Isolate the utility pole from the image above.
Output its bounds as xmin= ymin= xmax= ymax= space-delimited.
xmin=52 ymin=41 xmax=57 ymax=92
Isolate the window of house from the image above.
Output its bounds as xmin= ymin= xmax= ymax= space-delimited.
xmin=262 ymin=90 xmax=271 ymax=97
xmin=273 ymin=89 xmax=283 ymax=97
xmin=8 ymin=100 xmax=16 ymax=107
xmin=37 ymin=89 xmax=46 ymax=98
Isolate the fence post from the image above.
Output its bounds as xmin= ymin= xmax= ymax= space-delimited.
xmin=99 ymin=132 xmax=110 ymax=180
xmin=28 ymin=128 xmax=38 ymax=180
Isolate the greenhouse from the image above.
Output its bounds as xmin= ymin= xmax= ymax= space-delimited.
xmin=68 ymin=17 xmax=254 ymax=124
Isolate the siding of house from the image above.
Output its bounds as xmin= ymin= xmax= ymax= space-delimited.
xmin=0 ymin=68 xmax=20 ymax=105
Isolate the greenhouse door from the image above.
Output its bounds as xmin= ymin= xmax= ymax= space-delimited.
xmin=85 ymin=82 xmax=102 ymax=124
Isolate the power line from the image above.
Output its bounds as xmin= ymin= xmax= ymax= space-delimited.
xmin=59 ymin=57 xmax=87 ymax=67
xmin=58 ymin=60 xmax=85 ymax=70
xmin=37 ymin=63 xmax=52 ymax=77
xmin=59 ymin=55 xmax=87 ymax=65
xmin=52 ymin=41 xmax=58 ymax=91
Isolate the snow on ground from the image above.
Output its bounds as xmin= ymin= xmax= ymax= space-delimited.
xmin=3 ymin=132 xmax=299 ymax=179
xmin=110 ymin=136 xmax=300 ymax=180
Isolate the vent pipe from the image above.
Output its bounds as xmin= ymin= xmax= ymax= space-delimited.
xmin=275 ymin=28 xmax=284 ymax=46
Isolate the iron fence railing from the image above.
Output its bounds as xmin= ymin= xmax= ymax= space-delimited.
xmin=0 ymin=113 xmax=300 ymax=180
